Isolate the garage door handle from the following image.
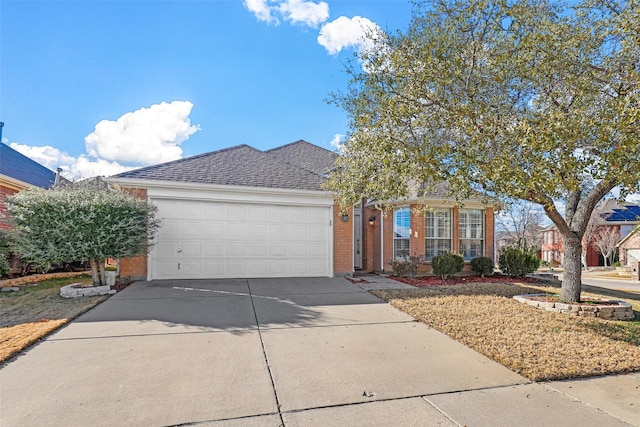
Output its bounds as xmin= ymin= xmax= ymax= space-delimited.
xmin=177 ymin=247 xmax=183 ymax=253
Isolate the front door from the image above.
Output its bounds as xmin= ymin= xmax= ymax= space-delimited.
xmin=353 ymin=207 xmax=362 ymax=269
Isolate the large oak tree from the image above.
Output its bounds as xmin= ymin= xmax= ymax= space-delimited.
xmin=327 ymin=0 xmax=640 ymax=302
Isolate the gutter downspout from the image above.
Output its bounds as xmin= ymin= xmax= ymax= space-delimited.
xmin=375 ymin=204 xmax=384 ymax=272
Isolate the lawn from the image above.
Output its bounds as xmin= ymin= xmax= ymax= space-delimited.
xmin=372 ymin=280 xmax=640 ymax=382
xmin=0 ymin=275 xmax=109 ymax=364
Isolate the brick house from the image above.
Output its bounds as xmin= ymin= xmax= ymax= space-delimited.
xmin=0 ymin=143 xmax=58 ymax=229
xmin=108 ymin=140 xmax=496 ymax=280
xmin=617 ymin=227 xmax=640 ymax=267
xmin=357 ymin=184 xmax=495 ymax=274
xmin=539 ymin=201 xmax=640 ymax=267
xmin=540 ymin=225 xmax=564 ymax=266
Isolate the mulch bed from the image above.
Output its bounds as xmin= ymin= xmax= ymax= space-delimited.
xmin=390 ymin=274 xmax=542 ymax=287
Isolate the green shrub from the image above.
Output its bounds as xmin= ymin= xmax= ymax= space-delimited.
xmin=0 ymin=230 xmax=14 ymax=277
xmin=498 ymin=244 xmax=540 ymax=277
xmin=390 ymin=254 xmax=423 ymax=278
xmin=432 ymin=251 xmax=464 ymax=281
xmin=471 ymin=256 xmax=494 ymax=277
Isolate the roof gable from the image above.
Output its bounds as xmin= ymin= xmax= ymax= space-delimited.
xmin=266 ymin=140 xmax=337 ymax=175
xmin=112 ymin=144 xmax=326 ymax=191
xmin=0 ymin=143 xmax=56 ymax=189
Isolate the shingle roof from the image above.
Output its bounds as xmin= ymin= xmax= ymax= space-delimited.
xmin=266 ymin=140 xmax=338 ymax=175
xmin=0 ymin=143 xmax=56 ymax=189
xmin=112 ymin=144 xmax=326 ymax=191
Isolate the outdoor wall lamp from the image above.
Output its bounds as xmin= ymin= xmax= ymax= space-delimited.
xmin=368 ymin=216 xmax=376 ymax=226
xmin=341 ymin=214 xmax=349 ymax=222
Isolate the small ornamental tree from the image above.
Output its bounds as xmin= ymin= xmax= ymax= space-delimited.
xmin=6 ymin=180 xmax=160 ymax=286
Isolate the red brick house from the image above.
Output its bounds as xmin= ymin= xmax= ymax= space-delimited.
xmin=618 ymin=227 xmax=640 ymax=267
xmin=540 ymin=201 xmax=640 ymax=267
xmin=108 ymin=140 xmax=496 ymax=280
xmin=0 ymin=143 xmax=58 ymax=229
xmin=540 ymin=225 xmax=565 ymax=266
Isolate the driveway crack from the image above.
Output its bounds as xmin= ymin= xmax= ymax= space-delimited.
xmin=247 ymin=279 xmax=285 ymax=427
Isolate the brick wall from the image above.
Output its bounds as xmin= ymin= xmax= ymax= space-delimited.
xmin=379 ymin=204 xmax=496 ymax=275
xmin=0 ymin=184 xmax=19 ymax=230
xmin=333 ymin=204 xmax=353 ymax=276
xmin=118 ymin=188 xmax=148 ymax=280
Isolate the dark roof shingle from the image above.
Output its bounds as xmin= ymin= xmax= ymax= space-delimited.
xmin=266 ymin=140 xmax=337 ymax=175
xmin=112 ymin=144 xmax=326 ymax=191
xmin=0 ymin=143 xmax=56 ymax=189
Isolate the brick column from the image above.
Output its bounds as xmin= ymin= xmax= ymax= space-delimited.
xmin=632 ymin=261 xmax=639 ymax=282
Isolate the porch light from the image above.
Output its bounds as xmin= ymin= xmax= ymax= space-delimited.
xmin=341 ymin=214 xmax=349 ymax=222
xmin=368 ymin=216 xmax=376 ymax=226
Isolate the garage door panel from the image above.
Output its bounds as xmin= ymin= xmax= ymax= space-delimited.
xmin=250 ymin=243 xmax=269 ymax=257
xmin=204 ymin=203 xmax=226 ymax=218
xmin=269 ymin=224 xmax=289 ymax=240
xmin=203 ymin=261 xmax=225 ymax=276
xmin=150 ymin=199 xmax=331 ymax=279
xmin=181 ymin=261 xmax=203 ymax=277
xmin=202 ymin=222 xmax=226 ymax=238
xmin=179 ymin=221 xmax=202 ymax=238
xmin=247 ymin=261 xmax=269 ymax=276
xmin=227 ymin=242 xmax=247 ymax=258
xmin=181 ymin=242 xmax=202 ymax=257
xmin=202 ymin=242 xmax=224 ymax=257
xmin=228 ymin=205 xmax=248 ymax=220
xmin=181 ymin=202 xmax=205 ymax=220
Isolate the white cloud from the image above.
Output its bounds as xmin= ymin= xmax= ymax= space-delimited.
xmin=64 ymin=156 xmax=135 ymax=181
xmin=9 ymin=143 xmax=75 ymax=171
xmin=317 ymin=16 xmax=380 ymax=55
xmin=278 ymin=0 xmax=329 ymax=28
xmin=84 ymin=100 xmax=200 ymax=166
xmin=9 ymin=100 xmax=199 ymax=181
xmin=244 ymin=0 xmax=279 ymax=24
xmin=244 ymin=0 xmax=329 ymax=28
xmin=329 ymin=133 xmax=344 ymax=152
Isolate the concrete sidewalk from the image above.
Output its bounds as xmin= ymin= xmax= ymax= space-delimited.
xmin=1 ymin=277 xmax=637 ymax=426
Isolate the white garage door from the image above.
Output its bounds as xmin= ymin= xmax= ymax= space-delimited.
xmin=149 ymin=198 xmax=332 ymax=279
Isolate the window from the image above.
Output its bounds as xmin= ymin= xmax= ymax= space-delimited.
xmin=425 ymin=208 xmax=451 ymax=260
xmin=393 ymin=207 xmax=410 ymax=259
xmin=459 ymin=209 xmax=484 ymax=260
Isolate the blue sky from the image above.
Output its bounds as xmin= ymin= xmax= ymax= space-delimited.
xmin=1 ymin=0 xmax=412 ymax=179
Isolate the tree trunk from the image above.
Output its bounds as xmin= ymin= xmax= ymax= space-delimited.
xmin=581 ymin=252 xmax=588 ymax=271
xmin=560 ymin=236 xmax=583 ymax=303
xmin=89 ymin=258 xmax=100 ymax=286
xmin=98 ymin=260 xmax=106 ymax=286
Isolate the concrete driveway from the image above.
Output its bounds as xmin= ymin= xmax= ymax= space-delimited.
xmin=1 ymin=277 xmax=636 ymax=426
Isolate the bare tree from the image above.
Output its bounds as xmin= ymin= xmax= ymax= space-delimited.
xmin=497 ymin=200 xmax=544 ymax=249
xmin=591 ymin=227 xmax=620 ymax=267
xmin=581 ymin=212 xmax=600 ymax=270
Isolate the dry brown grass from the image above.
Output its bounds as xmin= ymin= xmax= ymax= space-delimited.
xmin=372 ymin=282 xmax=640 ymax=381
xmin=0 ymin=275 xmax=108 ymax=364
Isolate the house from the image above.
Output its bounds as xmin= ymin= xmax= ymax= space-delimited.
xmin=617 ymin=227 xmax=640 ymax=267
xmin=108 ymin=140 xmax=497 ymax=281
xmin=540 ymin=225 xmax=564 ymax=266
xmin=539 ymin=201 xmax=640 ymax=267
xmin=0 ymin=143 xmax=58 ymax=229
xmin=359 ymin=183 xmax=495 ymax=274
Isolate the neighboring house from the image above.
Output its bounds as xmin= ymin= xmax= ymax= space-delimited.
xmin=617 ymin=227 xmax=640 ymax=267
xmin=539 ymin=201 xmax=640 ymax=267
xmin=0 ymin=143 xmax=58 ymax=229
xmin=540 ymin=225 xmax=564 ymax=266
xmin=108 ymin=140 xmax=497 ymax=280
